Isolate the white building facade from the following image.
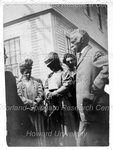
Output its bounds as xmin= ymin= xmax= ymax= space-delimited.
xmin=4 ymin=4 xmax=108 ymax=83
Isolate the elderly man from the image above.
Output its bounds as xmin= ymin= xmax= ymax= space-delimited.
xmin=70 ymin=29 xmax=109 ymax=146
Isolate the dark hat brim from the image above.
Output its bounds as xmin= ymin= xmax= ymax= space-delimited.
xmin=44 ymin=59 xmax=53 ymax=66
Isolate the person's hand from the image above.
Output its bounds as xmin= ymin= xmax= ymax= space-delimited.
xmin=46 ymin=92 xmax=52 ymax=100
xmin=51 ymin=91 xmax=58 ymax=97
xmin=33 ymin=101 xmax=37 ymax=105
xmin=35 ymin=97 xmax=42 ymax=104
xmin=51 ymin=91 xmax=63 ymax=97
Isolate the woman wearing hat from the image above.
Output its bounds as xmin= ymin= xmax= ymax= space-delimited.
xmin=44 ymin=52 xmax=77 ymax=146
xmin=17 ymin=58 xmax=46 ymax=146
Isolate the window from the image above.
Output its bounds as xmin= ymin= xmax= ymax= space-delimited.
xmin=84 ymin=4 xmax=91 ymax=18
xmin=97 ymin=5 xmax=103 ymax=31
xmin=64 ymin=31 xmax=71 ymax=53
xmin=104 ymin=6 xmax=107 ymax=23
xmin=4 ymin=37 xmax=21 ymax=77
xmin=64 ymin=30 xmax=77 ymax=54
xmin=65 ymin=35 xmax=71 ymax=53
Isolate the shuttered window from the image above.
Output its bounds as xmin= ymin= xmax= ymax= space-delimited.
xmin=65 ymin=35 xmax=71 ymax=53
xmin=97 ymin=5 xmax=103 ymax=31
xmin=65 ymin=35 xmax=76 ymax=55
xmin=84 ymin=4 xmax=91 ymax=18
xmin=64 ymin=31 xmax=72 ymax=54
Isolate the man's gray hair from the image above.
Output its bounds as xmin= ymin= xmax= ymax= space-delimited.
xmin=70 ymin=28 xmax=90 ymax=44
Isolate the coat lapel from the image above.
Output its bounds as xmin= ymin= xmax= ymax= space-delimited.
xmin=77 ymin=45 xmax=92 ymax=68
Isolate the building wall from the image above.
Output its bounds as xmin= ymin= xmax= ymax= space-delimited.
xmin=3 ymin=4 xmax=52 ymax=23
xmin=4 ymin=5 xmax=108 ymax=83
xmin=51 ymin=12 xmax=75 ymax=60
xmin=4 ymin=13 xmax=54 ymax=82
xmin=50 ymin=11 xmax=107 ymax=71
xmin=52 ymin=4 xmax=108 ymax=50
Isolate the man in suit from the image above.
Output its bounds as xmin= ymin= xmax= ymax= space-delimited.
xmin=70 ymin=29 xmax=109 ymax=146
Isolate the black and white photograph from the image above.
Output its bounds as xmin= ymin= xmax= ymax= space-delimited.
xmin=2 ymin=2 xmax=110 ymax=147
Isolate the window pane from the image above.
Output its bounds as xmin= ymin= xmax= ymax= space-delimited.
xmin=97 ymin=7 xmax=102 ymax=30
xmin=16 ymin=50 xmax=20 ymax=55
xmin=84 ymin=5 xmax=90 ymax=17
xmin=4 ymin=41 xmax=10 ymax=54
xmin=68 ymin=40 xmax=70 ymax=51
xmin=4 ymin=37 xmax=21 ymax=77
xmin=11 ymin=56 xmax=16 ymax=64
xmin=4 ymin=41 xmax=10 ymax=65
xmin=6 ymin=57 xmax=10 ymax=65
xmin=12 ymin=64 xmax=18 ymax=77
xmin=66 ymin=36 xmax=71 ymax=52
xmin=16 ymin=53 xmax=21 ymax=63
xmin=10 ymin=49 xmax=16 ymax=64
xmin=10 ymin=51 xmax=15 ymax=56
xmin=10 ymin=39 xmax=15 ymax=52
xmin=15 ymin=38 xmax=20 ymax=50
xmin=67 ymin=40 xmax=70 ymax=51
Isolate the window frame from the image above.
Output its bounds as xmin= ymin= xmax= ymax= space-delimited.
xmin=97 ymin=5 xmax=103 ymax=32
xmin=64 ymin=31 xmax=72 ymax=54
xmin=84 ymin=4 xmax=92 ymax=20
xmin=4 ymin=36 xmax=21 ymax=77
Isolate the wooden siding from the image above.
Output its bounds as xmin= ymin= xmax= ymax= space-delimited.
xmin=4 ymin=13 xmax=54 ymax=82
xmin=4 ymin=4 xmax=52 ymax=23
xmin=4 ymin=5 xmax=108 ymax=83
xmin=52 ymin=4 xmax=108 ymax=50
xmin=53 ymin=13 xmax=75 ymax=60
xmin=52 ymin=11 xmax=107 ymax=66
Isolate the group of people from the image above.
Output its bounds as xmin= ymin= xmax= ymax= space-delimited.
xmin=5 ymin=28 xmax=109 ymax=146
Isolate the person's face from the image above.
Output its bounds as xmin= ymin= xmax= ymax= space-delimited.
xmin=65 ymin=57 xmax=76 ymax=69
xmin=23 ymin=69 xmax=31 ymax=80
xmin=70 ymin=33 xmax=83 ymax=54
